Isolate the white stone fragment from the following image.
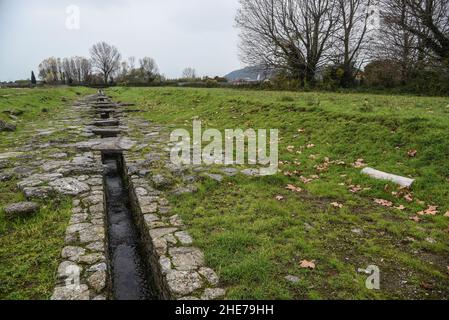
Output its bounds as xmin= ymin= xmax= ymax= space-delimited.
xmin=361 ymin=167 xmax=415 ymax=188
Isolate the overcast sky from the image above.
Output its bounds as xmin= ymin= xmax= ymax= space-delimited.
xmin=0 ymin=0 xmax=243 ymax=81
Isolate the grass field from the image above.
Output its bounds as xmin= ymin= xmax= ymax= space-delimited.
xmin=0 ymin=87 xmax=93 ymax=299
xmin=108 ymin=87 xmax=449 ymax=299
xmin=0 ymin=86 xmax=448 ymax=300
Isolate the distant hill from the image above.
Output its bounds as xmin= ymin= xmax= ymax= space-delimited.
xmin=224 ymin=66 xmax=275 ymax=82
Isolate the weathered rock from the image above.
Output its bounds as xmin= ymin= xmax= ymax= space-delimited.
xmin=86 ymin=242 xmax=105 ymax=252
xmin=62 ymin=246 xmax=86 ymax=262
xmin=198 ymin=267 xmax=219 ymax=286
xmin=241 ymin=168 xmax=259 ymax=176
xmin=152 ymin=174 xmax=173 ymax=189
xmin=0 ymin=152 xmax=23 ymax=160
xmin=166 ymin=270 xmax=203 ymax=296
xmin=204 ymin=173 xmax=224 ymax=182
xmin=141 ymin=203 xmax=158 ymax=214
xmin=164 ymin=233 xmax=177 ymax=244
xmin=78 ymin=253 xmax=105 ymax=264
xmin=23 ymin=186 xmax=52 ymax=199
xmin=144 ymin=214 xmax=159 ymax=224
xmin=88 ymin=263 xmax=107 ymax=273
xmin=87 ymin=270 xmax=106 ymax=292
xmin=0 ymin=120 xmax=16 ymax=132
xmin=0 ymin=160 xmax=9 ymax=169
xmin=221 ymin=167 xmax=239 ymax=176
xmin=66 ymin=223 xmax=90 ymax=234
xmin=169 ymin=247 xmax=204 ymax=271
xmin=89 ymin=203 xmax=104 ymax=215
xmin=12 ymin=166 xmax=34 ymax=177
xmin=170 ymin=215 xmax=184 ymax=227
xmin=51 ymin=285 xmax=90 ymax=300
xmin=361 ymin=167 xmax=415 ymax=188
xmin=0 ymin=171 xmax=13 ymax=182
xmin=4 ymin=202 xmax=40 ymax=218
xmin=172 ymin=185 xmax=198 ymax=195
xmin=175 ymin=231 xmax=193 ymax=245
xmin=201 ymin=288 xmax=226 ymax=300
xmin=42 ymin=160 xmax=69 ymax=172
xmin=149 ymin=227 xmax=178 ymax=240
xmin=49 ymin=178 xmax=90 ymax=196
xmin=69 ymin=213 xmax=88 ymax=225
xmin=57 ymin=261 xmax=81 ymax=280
xmin=285 ymin=275 xmax=300 ymax=284
xmin=76 ymin=137 xmax=135 ymax=152
xmin=50 ymin=153 xmax=68 ymax=159
xmin=20 ymin=173 xmax=63 ymax=187
xmin=135 ymin=187 xmax=148 ymax=196
xmin=159 ymin=256 xmax=172 ymax=275
xmin=82 ymin=194 xmax=103 ymax=206
xmin=154 ymin=238 xmax=168 ymax=255
xmin=79 ymin=225 xmax=105 ymax=243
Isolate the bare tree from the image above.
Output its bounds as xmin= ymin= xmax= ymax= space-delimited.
xmin=139 ymin=57 xmax=159 ymax=83
xmin=90 ymin=42 xmax=122 ymax=84
xmin=128 ymin=56 xmax=136 ymax=70
xmin=334 ymin=0 xmax=372 ymax=86
xmin=182 ymin=67 xmax=197 ymax=79
xmin=374 ymin=0 xmax=422 ymax=82
xmin=236 ymin=0 xmax=339 ymax=86
xmin=382 ymin=0 xmax=449 ymax=65
xmin=79 ymin=58 xmax=92 ymax=84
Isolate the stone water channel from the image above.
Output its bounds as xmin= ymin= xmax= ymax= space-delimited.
xmin=47 ymin=91 xmax=226 ymax=300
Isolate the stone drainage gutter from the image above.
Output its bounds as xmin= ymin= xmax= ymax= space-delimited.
xmin=51 ymin=92 xmax=225 ymax=300
xmin=123 ymin=152 xmax=226 ymax=300
xmin=102 ymin=152 xmax=162 ymax=300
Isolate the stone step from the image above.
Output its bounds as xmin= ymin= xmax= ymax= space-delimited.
xmin=91 ymin=120 xmax=120 ymax=127
xmin=92 ymin=100 xmax=114 ymax=105
xmin=91 ymin=104 xmax=119 ymax=109
xmin=92 ymin=109 xmax=122 ymax=114
xmin=76 ymin=137 xmax=136 ymax=152
xmin=91 ymin=128 xmax=122 ymax=137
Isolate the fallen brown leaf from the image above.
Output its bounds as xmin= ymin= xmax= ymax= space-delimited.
xmin=374 ymin=199 xmax=393 ymax=207
xmin=404 ymin=194 xmax=413 ymax=202
xmin=395 ymin=205 xmax=406 ymax=211
xmin=331 ymin=202 xmax=344 ymax=209
xmin=444 ymin=211 xmax=449 ymax=218
xmin=349 ymin=185 xmax=362 ymax=193
xmin=410 ymin=216 xmax=421 ymax=222
xmin=299 ymin=176 xmax=313 ymax=184
xmin=407 ymin=149 xmax=418 ymax=158
xmin=286 ymin=184 xmax=302 ymax=193
xmin=299 ymin=260 xmax=316 ymax=269
xmin=417 ymin=205 xmax=438 ymax=216
xmin=352 ymin=158 xmax=367 ymax=168
xmin=275 ymin=195 xmax=285 ymax=201
xmin=420 ymin=282 xmax=435 ymax=290
xmin=283 ymin=171 xmax=293 ymax=177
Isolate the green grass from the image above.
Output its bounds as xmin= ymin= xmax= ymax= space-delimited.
xmin=107 ymin=87 xmax=449 ymax=299
xmin=0 ymin=86 xmax=94 ymax=300
xmin=1 ymin=86 xmax=448 ymax=300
